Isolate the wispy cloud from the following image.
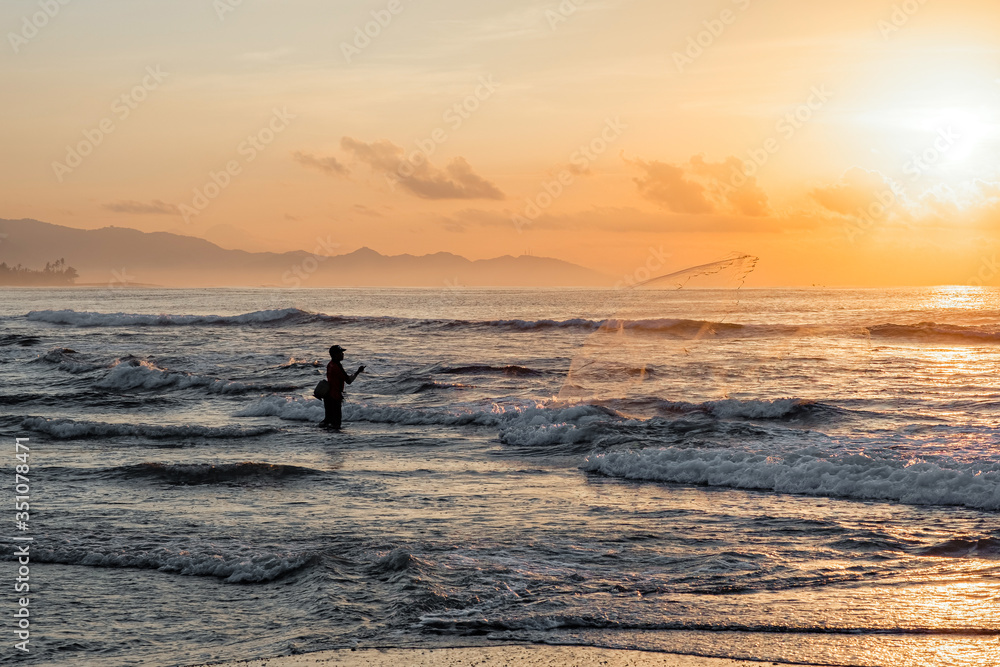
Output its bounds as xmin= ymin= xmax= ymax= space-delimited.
xmin=627 ymin=155 xmax=769 ymax=216
xmin=341 ymin=137 xmax=504 ymax=200
xmin=293 ymin=151 xmax=350 ymax=176
xmin=809 ymin=167 xmax=897 ymax=214
xmin=352 ymin=204 xmax=383 ymax=217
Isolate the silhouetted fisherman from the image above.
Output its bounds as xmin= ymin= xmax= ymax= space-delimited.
xmin=321 ymin=345 xmax=365 ymax=429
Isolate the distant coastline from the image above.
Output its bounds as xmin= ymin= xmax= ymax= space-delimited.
xmin=0 ymin=258 xmax=78 ymax=286
xmin=0 ymin=219 xmax=610 ymax=288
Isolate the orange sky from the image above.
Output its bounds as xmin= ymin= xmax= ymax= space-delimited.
xmin=3 ymin=0 xmax=1000 ymax=286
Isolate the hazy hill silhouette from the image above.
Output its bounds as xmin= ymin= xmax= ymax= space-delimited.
xmin=0 ymin=219 xmax=609 ymax=287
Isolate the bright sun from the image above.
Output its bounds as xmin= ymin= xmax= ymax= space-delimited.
xmin=904 ymin=107 xmax=992 ymax=168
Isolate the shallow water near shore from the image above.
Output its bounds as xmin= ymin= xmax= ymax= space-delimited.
xmin=2 ymin=287 xmax=999 ymax=667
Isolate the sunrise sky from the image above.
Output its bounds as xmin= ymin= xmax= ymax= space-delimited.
xmin=3 ymin=0 xmax=1000 ymax=285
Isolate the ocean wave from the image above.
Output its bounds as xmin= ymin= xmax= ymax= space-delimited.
xmin=417 ymin=612 xmax=999 ymax=635
xmin=35 ymin=352 xmax=294 ymax=394
xmin=917 ymin=537 xmax=1000 ymax=559
xmin=4 ymin=543 xmax=315 ymax=583
xmin=383 ymin=378 xmax=476 ymax=395
xmin=235 ymin=395 xmax=325 ymax=422
xmin=26 ymin=307 xmax=330 ymax=327
xmin=95 ymin=357 xmax=277 ymax=394
xmin=496 ymin=422 xmax=622 ymax=451
xmin=582 ymin=447 xmax=1000 ymax=511
xmin=0 ymin=333 xmax=41 ymax=347
xmin=277 ymin=357 xmax=323 ymax=370
xmin=869 ymin=322 xmax=1000 ymax=344
xmin=440 ymin=364 xmax=543 ymax=376
xmin=459 ymin=317 xmax=747 ymax=336
xmin=111 ymin=461 xmax=327 ymax=485
xmin=371 ymin=548 xmax=433 ymax=574
xmin=33 ymin=347 xmax=96 ymax=373
xmin=25 ymin=308 xmax=753 ymax=339
xmin=27 ymin=309 xmax=1000 ymax=346
xmin=654 ymin=397 xmax=831 ymax=420
xmin=21 ymin=416 xmax=278 ymax=440
xmin=410 ymin=381 xmax=476 ymax=393
xmin=236 ymin=395 xmax=620 ymax=430
xmin=0 ymin=393 xmax=47 ymax=406
xmin=234 ymin=393 xmax=799 ymax=446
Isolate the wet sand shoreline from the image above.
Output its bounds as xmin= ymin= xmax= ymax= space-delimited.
xmin=196 ymin=645 xmax=827 ymax=667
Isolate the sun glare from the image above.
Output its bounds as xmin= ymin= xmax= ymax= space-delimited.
xmin=907 ymin=107 xmax=992 ymax=167
xmin=926 ymin=285 xmax=989 ymax=310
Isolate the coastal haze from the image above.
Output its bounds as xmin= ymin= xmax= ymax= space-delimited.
xmin=0 ymin=219 xmax=609 ymax=286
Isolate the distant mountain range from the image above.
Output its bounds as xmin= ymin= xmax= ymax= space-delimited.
xmin=0 ymin=219 xmax=609 ymax=287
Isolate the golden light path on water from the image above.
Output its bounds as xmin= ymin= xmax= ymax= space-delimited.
xmin=859 ymin=572 xmax=1000 ymax=666
xmin=927 ymin=286 xmax=991 ymax=311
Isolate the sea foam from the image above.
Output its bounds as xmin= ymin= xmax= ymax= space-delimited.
xmin=27 ymin=308 xmax=315 ymax=327
xmin=17 ymin=543 xmax=315 ymax=583
xmin=21 ymin=416 xmax=278 ymax=440
xmin=93 ymin=357 xmax=282 ymax=394
xmin=235 ymin=394 xmax=619 ymax=430
xmin=582 ymin=446 xmax=1000 ymax=511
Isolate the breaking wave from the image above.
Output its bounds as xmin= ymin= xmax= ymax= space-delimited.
xmin=28 ymin=308 xmax=1000 ymax=345
xmin=917 ymin=537 xmax=1000 ymax=559
xmin=110 ymin=461 xmax=327 ymax=485
xmin=26 ymin=308 xmax=752 ymax=337
xmin=582 ymin=447 xmax=1000 ymax=511
xmin=95 ymin=357 xmax=293 ymax=394
xmin=32 ymin=347 xmax=95 ymax=373
xmin=869 ymin=322 xmax=1000 ymax=344
xmin=2 ymin=543 xmax=315 ymax=583
xmin=651 ymin=397 xmax=839 ymax=420
xmin=236 ymin=394 xmax=620 ymax=430
xmin=0 ymin=333 xmax=41 ymax=347
xmin=21 ymin=416 xmax=278 ymax=440
xmin=26 ymin=308 xmax=336 ymax=327
xmin=440 ymin=365 xmax=543 ymax=376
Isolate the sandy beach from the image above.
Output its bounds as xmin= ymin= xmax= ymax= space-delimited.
xmin=198 ymin=645 xmax=815 ymax=667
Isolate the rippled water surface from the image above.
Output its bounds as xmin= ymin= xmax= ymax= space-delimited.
xmin=2 ymin=287 xmax=999 ymax=666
